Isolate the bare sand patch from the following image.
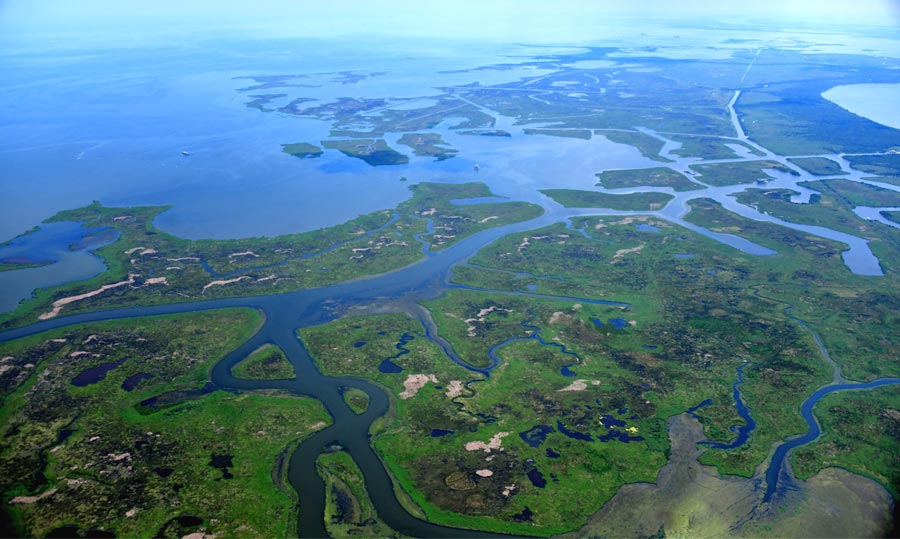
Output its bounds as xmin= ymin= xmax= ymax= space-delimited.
xmin=39 ymin=273 xmax=140 ymax=320
xmin=465 ymin=431 xmax=510 ymax=453
xmin=446 ymin=380 xmax=464 ymax=398
xmin=400 ymin=374 xmax=438 ymax=399
xmin=10 ymin=488 xmax=57 ymax=505
xmin=559 ymin=379 xmax=589 ymax=392
xmin=611 ymin=243 xmax=644 ymax=263
xmin=202 ymin=276 xmax=251 ymax=294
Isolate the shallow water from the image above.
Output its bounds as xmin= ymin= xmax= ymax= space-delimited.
xmin=822 ymin=83 xmax=900 ymax=130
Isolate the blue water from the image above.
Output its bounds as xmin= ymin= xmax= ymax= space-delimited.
xmin=519 ymin=424 xmax=555 ymax=448
xmin=121 ymin=372 xmax=154 ymax=391
xmin=635 ymin=224 xmax=661 ymax=233
xmin=430 ymin=429 xmax=455 ymax=438
xmin=377 ymin=332 xmax=415 ymax=374
xmin=608 ymin=318 xmax=629 ymax=330
xmin=700 ymin=362 xmax=756 ymax=450
xmin=556 ymin=420 xmax=593 ymax=441
xmin=526 ymin=468 xmax=547 ymax=488
xmin=763 ymin=378 xmax=900 ymax=502
xmin=71 ymin=357 xmax=128 ymax=387
xmin=0 ymin=222 xmax=117 ymax=312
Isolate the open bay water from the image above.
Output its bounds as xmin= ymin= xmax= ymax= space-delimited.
xmin=0 ymin=36 xmax=589 ymax=241
xmin=822 ymin=83 xmax=900 ymax=130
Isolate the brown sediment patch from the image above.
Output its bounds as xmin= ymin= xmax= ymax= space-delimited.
xmin=464 ymin=431 xmax=509 ymax=453
xmin=479 ymin=216 xmax=499 ymax=224
xmin=399 ymin=374 xmax=438 ymax=399
xmin=475 ymin=469 xmax=494 ymax=477
xmin=166 ymin=257 xmax=200 ymax=262
xmin=144 ymin=277 xmax=168 ymax=286
xmin=611 ymin=243 xmax=644 ymax=263
xmin=420 ymin=207 xmax=438 ymax=216
xmin=202 ymin=276 xmax=251 ymax=294
xmin=112 ymin=215 xmax=132 ymax=221
xmin=446 ymin=380 xmax=464 ymax=398
xmin=562 ymin=413 xmax=894 ymax=538
xmin=228 ymin=251 xmax=259 ymax=258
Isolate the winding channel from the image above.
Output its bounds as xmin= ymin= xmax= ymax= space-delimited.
xmin=2 ymin=87 xmax=899 ymax=534
xmin=1 ymin=200 xmax=898 ymax=535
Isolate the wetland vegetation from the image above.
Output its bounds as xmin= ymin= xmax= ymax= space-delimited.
xmin=3 ymin=18 xmax=900 ymax=539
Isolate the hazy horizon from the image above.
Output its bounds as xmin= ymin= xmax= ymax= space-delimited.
xmin=2 ymin=0 xmax=899 ymax=49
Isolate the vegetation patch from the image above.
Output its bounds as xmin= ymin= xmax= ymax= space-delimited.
xmin=596 ymin=130 xmax=670 ymax=162
xmin=792 ymin=385 xmax=900 ymax=498
xmin=0 ymin=309 xmax=330 ymax=538
xmin=232 ymin=344 xmax=295 ymax=380
xmin=596 ymin=167 xmax=702 ymax=192
xmin=540 ymin=189 xmax=673 ymax=210
xmin=322 ymin=139 xmax=409 ymax=166
xmin=689 ymin=160 xmax=798 ymax=187
xmin=397 ymin=133 xmax=457 ymax=160
xmin=787 ymin=156 xmax=845 ymax=176
xmin=281 ymin=142 xmax=323 ymax=159
xmin=669 ymin=135 xmax=764 ymax=160
xmin=317 ymin=449 xmax=403 ymax=538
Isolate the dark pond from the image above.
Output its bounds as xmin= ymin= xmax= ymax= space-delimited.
xmin=378 ymin=358 xmax=403 ymax=373
xmin=46 ymin=525 xmax=115 ymax=538
xmin=512 ymin=506 xmax=533 ymax=522
xmin=56 ymin=429 xmax=75 ymax=444
xmin=560 ymin=365 xmax=577 ymax=377
xmin=121 ymin=372 xmax=153 ymax=391
xmin=674 ymin=253 xmax=695 ymax=259
xmin=608 ymin=318 xmax=629 ymax=330
xmin=556 ymin=420 xmax=592 ymax=441
xmin=353 ymin=340 xmax=367 ymax=348
xmin=71 ymin=358 xmax=128 ymax=387
xmin=209 ymin=453 xmax=234 ymax=480
xmin=526 ymin=468 xmax=547 ymax=488
xmin=176 ymin=515 xmax=204 ymax=527
xmin=635 ymin=224 xmax=661 ymax=233
xmin=430 ymin=429 xmax=455 ymax=437
xmin=545 ymin=448 xmax=560 ymax=459
xmin=139 ymin=382 xmax=217 ymax=411
xmin=519 ymin=424 xmax=554 ymax=448
xmin=642 ymin=344 xmax=657 ymax=349
xmin=154 ymin=467 xmax=174 ymax=478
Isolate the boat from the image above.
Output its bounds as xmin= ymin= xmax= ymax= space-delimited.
xmin=181 ymin=151 xmax=191 ymax=156
xmin=473 ymin=163 xmax=480 ymax=171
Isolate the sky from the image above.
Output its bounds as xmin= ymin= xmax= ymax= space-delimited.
xmin=1 ymin=0 xmax=899 ymax=45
